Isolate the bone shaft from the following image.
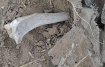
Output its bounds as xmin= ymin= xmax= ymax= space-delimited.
xmin=20 ymin=12 xmax=69 ymax=29
xmin=17 ymin=12 xmax=69 ymax=37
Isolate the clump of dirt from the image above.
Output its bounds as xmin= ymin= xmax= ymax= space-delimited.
xmin=0 ymin=0 xmax=73 ymax=67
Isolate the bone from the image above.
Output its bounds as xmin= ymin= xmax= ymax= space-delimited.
xmin=4 ymin=12 xmax=69 ymax=44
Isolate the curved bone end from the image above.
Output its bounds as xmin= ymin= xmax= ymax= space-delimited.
xmin=4 ymin=20 xmax=22 ymax=44
xmin=4 ymin=23 xmax=12 ymax=36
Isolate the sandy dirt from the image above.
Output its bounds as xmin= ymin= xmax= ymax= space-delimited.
xmin=0 ymin=0 xmax=73 ymax=67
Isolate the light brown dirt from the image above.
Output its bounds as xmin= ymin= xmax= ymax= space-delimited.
xmin=0 ymin=0 xmax=73 ymax=67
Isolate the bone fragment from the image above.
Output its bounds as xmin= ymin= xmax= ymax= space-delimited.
xmin=4 ymin=12 xmax=69 ymax=44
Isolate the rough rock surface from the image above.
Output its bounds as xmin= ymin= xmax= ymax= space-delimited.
xmin=79 ymin=8 xmax=101 ymax=66
xmin=101 ymin=4 xmax=105 ymax=24
xmin=102 ymin=4 xmax=105 ymax=64
xmin=48 ymin=27 xmax=92 ymax=66
xmin=76 ymin=1 xmax=102 ymax=67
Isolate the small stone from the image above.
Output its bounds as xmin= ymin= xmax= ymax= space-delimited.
xmin=1 ymin=6 xmax=4 ymax=9
xmin=19 ymin=8 xmax=23 ymax=14
xmin=16 ymin=45 xmax=20 ymax=49
xmin=39 ymin=56 xmax=45 ymax=61
xmin=46 ymin=39 xmax=50 ymax=44
xmin=41 ymin=50 xmax=46 ymax=52
xmin=36 ymin=41 xmax=45 ymax=46
xmin=0 ymin=41 xmax=4 ymax=47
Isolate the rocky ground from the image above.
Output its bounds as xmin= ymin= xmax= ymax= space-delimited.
xmin=0 ymin=0 xmax=105 ymax=67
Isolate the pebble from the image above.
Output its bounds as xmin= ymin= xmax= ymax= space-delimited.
xmin=0 ymin=41 xmax=4 ymax=47
xmin=16 ymin=45 xmax=20 ymax=49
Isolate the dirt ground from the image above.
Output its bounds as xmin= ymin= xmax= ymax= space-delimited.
xmin=0 ymin=0 xmax=73 ymax=67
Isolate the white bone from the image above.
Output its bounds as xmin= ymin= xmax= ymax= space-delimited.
xmin=4 ymin=12 xmax=69 ymax=44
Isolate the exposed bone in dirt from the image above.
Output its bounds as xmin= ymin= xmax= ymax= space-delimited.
xmin=0 ymin=0 xmax=105 ymax=67
xmin=4 ymin=12 xmax=69 ymax=44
